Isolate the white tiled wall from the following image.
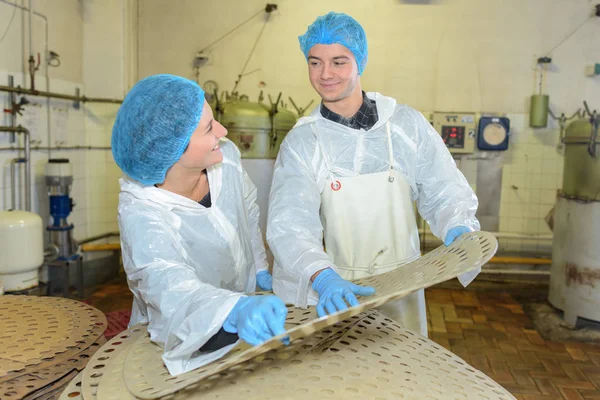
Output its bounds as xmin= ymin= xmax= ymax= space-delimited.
xmin=497 ymin=114 xmax=562 ymax=254
xmin=83 ymin=104 xmax=121 ymax=237
xmin=416 ymin=112 xmax=562 ymax=255
xmin=0 ymin=71 xmax=121 ymax=242
xmin=500 ymin=115 xmax=562 ymax=235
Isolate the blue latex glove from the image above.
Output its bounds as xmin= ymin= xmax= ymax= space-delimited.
xmin=256 ymin=270 xmax=273 ymax=291
xmin=444 ymin=226 xmax=471 ymax=246
xmin=223 ymin=296 xmax=289 ymax=346
xmin=311 ymin=268 xmax=376 ymax=318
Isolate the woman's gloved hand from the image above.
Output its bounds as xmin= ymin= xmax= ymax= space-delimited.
xmin=444 ymin=226 xmax=471 ymax=246
xmin=256 ymin=270 xmax=273 ymax=291
xmin=311 ymin=268 xmax=376 ymax=318
xmin=223 ymin=296 xmax=289 ymax=346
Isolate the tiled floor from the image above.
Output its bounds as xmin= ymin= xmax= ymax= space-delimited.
xmin=426 ymin=287 xmax=600 ymax=400
xmin=86 ymin=278 xmax=600 ymax=399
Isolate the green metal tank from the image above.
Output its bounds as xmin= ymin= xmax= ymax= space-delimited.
xmin=271 ymin=105 xmax=298 ymax=158
xmin=562 ymin=118 xmax=600 ymax=200
xmin=220 ymin=94 xmax=272 ymax=159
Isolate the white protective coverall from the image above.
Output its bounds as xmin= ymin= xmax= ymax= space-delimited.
xmin=118 ymin=139 xmax=268 ymax=376
xmin=267 ymin=92 xmax=480 ymax=333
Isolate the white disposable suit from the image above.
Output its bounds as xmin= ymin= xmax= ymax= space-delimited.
xmin=267 ymin=92 xmax=480 ymax=335
xmin=118 ymin=139 xmax=268 ymax=376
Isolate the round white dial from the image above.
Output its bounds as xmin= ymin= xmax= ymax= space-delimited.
xmin=482 ymin=123 xmax=507 ymax=146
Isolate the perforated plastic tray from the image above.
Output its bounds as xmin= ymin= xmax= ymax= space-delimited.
xmin=91 ymin=311 xmax=514 ymax=399
xmin=0 ymin=296 xmax=106 ymax=377
xmin=0 ymin=336 xmax=105 ymax=399
xmin=122 ymin=232 xmax=497 ymax=399
xmin=80 ymin=325 xmax=147 ymax=400
xmin=57 ymin=371 xmax=83 ymax=400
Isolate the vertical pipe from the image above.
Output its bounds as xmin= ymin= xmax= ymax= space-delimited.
xmin=28 ymin=0 xmax=35 ymax=90
xmin=28 ymin=0 xmax=33 ymax=58
xmin=10 ymin=159 xmax=18 ymax=210
xmin=8 ymin=76 xmax=16 ymax=143
xmin=23 ymin=128 xmax=31 ymax=211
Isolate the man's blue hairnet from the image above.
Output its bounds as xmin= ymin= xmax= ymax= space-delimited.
xmin=111 ymin=74 xmax=205 ymax=185
xmin=298 ymin=12 xmax=368 ymax=75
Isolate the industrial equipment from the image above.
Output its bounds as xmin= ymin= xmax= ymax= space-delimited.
xmin=530 ymin=57 xmax=551 ymax=128
xmin=0 ymin=210 xmax=44 ymax=291
xmin=548 ymin=101 xmax=600 ymax=325
xmin=44 ymin=159 xmax=84 ymax=297
xmin=432 ymin=112 xmax=476 ymax=154
xmin=217 ymin=91 xmax=300 ymax=251
xmin=220 ymin=92 xmax=273 ymax=159
xmin=477 ymin=116 xmax=510 ymax=151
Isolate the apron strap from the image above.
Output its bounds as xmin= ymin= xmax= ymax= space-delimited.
xmin=311 ymin=123 xmax=340 ymax=190
xmin=386 ymin=122 xmax=395 ymax=183
xmin=313 ymin=121 xmax=395 ymax=188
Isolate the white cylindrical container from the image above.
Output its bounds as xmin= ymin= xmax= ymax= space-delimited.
xmin=0 ymin=210 xmax=44 ymax=291
xmin=45 ymin=159 xmax=73 ymax=177
xmin=548 ymin=194 xmax=600 ymax=324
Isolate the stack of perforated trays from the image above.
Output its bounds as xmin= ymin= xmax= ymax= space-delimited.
xmin=59 ymin=232 xmax=516 ymax=400
xmin=0 ymin=295 xmax=107 ymax=400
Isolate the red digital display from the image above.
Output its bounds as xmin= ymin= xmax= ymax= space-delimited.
xmin=441 ymin=126 xmax=465 ymax=148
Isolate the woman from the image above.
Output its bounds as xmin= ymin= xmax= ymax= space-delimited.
xmin=112 ymin=74 xmax=287 ymax=376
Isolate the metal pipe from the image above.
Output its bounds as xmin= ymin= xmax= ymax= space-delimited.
xmin=9 ymin=158 xmax=25 ymax=210
xmin=0 ymin=145 xmax=111 ymax=151
xmin=481 ymin=269 xmax=550 ymax=276
xmin=77 ymin=232 xmax=120 ymax=246
xmin=25 ymin=130 xmax=30 ymax=211
xmin=489 ymin=256 xmax=551 ymax=265
xmin=81 ymin=243 xmax=121 ymax=252
xmin=8 ymin=75 xmax=16 ymax=143
xmin=0 ymin=85 xmax=123 ymax=104
xmin=0 ymin=0 xmax=52 ymax=156
xmin=10 ymin=159 xmax=16 ymax=209
xmin=27 ymin=0 xmax=37 ymax=90
xmin=1 ymin=126 xmax=31 ymax=211
xmin=0 ymin=0 xmax=47 ymax=23
xmin=418 ymin=229 xmax=552 ymax=242
xmin=28 ymin=0 xmax=33 ymax=58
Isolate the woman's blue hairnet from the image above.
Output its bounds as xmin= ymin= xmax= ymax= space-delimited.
xmin=111 ymin=74 xmax=205 ymax=185
xmin=298 ymin=12 xmax=368 ymax=75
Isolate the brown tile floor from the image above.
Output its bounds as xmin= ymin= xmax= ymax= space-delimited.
xmin=86 ymin=278 xmax=600 ymax=399
xmin=426 ymin=286 xmax=600 ymax=400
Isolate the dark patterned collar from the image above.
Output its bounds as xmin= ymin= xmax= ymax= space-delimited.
xmin=320 ymin=91 xmax=379 ymax=130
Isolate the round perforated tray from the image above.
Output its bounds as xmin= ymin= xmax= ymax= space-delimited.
xmin=96 ymin=336 xmax=141 ymax=400
xmin=80 ymin=325 xmax=147 ymax=400
xmin=0 ymin=296 xmax=107 ymax=377
xmin=91 ymin=311 xmax=514 ymax=400
xmin=58 ymin=371 xmax=83 ymax=400
xmin=22 ymin=369 xmax=79 ymax=400
xmin=125 ymin=231 xmax=497 ymax=399
xmin=0 ymin=325 xmax=106 ymax=386
xmin=0 ymin=336 xmax=106 ymax=399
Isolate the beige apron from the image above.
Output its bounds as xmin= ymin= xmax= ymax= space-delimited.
xmin=316 ymin=121 xmax=428 ymax=336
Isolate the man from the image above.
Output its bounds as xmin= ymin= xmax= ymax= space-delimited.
xmin=267 ymin=12 xmax=480 ymax=336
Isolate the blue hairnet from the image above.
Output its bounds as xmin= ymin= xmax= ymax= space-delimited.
xmin=111 ymin=74 xmax=205 ymax=185
xmin=298 ymin=12 xmax=368 ymax=75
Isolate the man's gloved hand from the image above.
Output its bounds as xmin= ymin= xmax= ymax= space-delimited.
xmin=444 ymin=226 xmax=471 ymax=247
xmin=311 ymin=268 xmax=376 ymax=318
xmin=223 ymin=296 xmax=289 ymax=346
xmin=256 ymin=270 xmax=273 ymax=291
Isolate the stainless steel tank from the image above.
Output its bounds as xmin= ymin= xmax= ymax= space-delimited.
xmin=561 ymin=118 xmax=600 ymax=200
xmin=549 ymin=110 xmax=600 ymax=324
xmin=219 ymin=93 xmax=272 ymax=159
